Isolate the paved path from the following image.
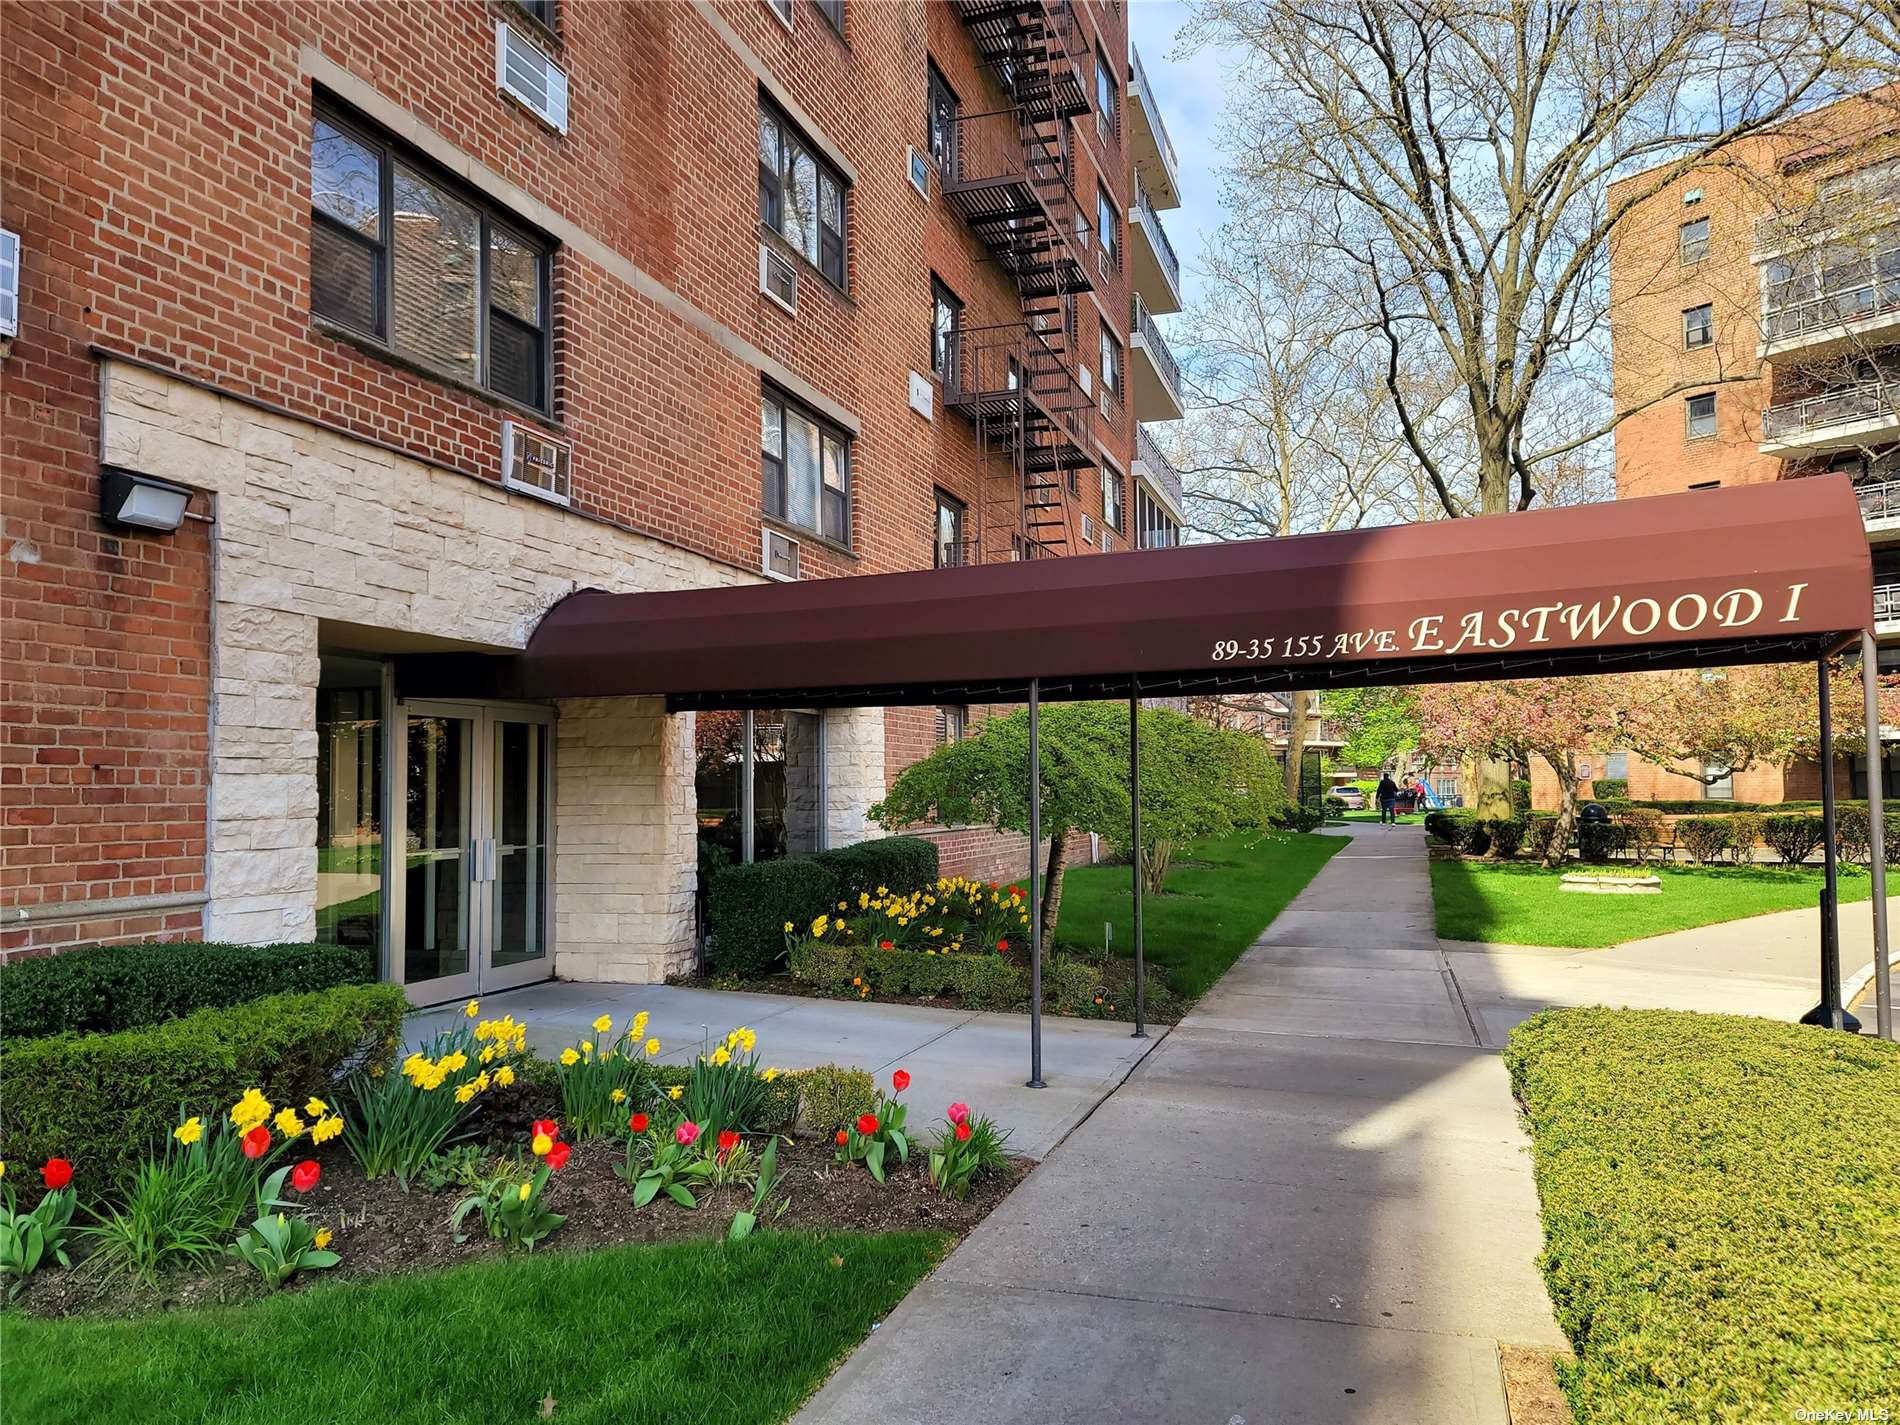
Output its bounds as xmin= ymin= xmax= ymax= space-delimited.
xmin=796 ymin=825 xmax=1565 ymax=1425
xmin=408 ymin=981 xmax=1154 ymax=1161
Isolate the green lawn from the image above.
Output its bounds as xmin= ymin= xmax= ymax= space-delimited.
xmin=1055 ymin=830 xmax=1347 ymax=1000
xmin=1504 ymin=1008 xmax=1900 ymax=1422
xmin=1334 ymin=809 xmax=1426 ymax=825
xmin=1431 ymin=859 xmax=1870 ymax=947
xmin=1 ymin=1231 xmax=944 ymax=1425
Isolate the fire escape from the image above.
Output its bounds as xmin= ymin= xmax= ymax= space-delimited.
xmin=943 ymin=0 xmax=1097 ymax=560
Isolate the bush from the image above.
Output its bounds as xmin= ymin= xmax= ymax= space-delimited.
xmin=793 ymin=1065 xmax=876 ymax=1137
xmin=1045 ymin=956 xmax=1100 ymax=1016
xmin=1835 ymin=804 xmax=1873 ymax=864
xmin=1761 ymin=813 xmax=1824 ymax=866
xmin=789 ymin=939 xmax=1027 ymax=1010
xmin=1590 ymin=777 xmax=1628 ymax=801
xmin=1730 ymin=811 xmax=1765 ymax=861
xmin=1487 ymin=818 xmax=1527 ymax=859
xmin=1426 ymin=809 xmax=1492 ymax=855
xmin=1520 ymin=815 xmax=1561 ymax=862
xmin=1615 ymin=806 xmax=1667 ymax=863
xmin=705 ymin=858 xmax=839 ymax=978
xmin=1323 ymin=795 xmax=1348 ymax=817
xmin=1576 ymin=819 xmax=1625 ymax=863
xmin=0 ymin=983 xmax=406 ymax=1192
xmin=0 ymin=941 xmax=375 ymax=1040
xmin=1503 ymin=1008 xmax=1900 ymax=1423
xmin=812 ymin=836 xmax=939 ymax=905
xmin=1675 ymin=816 xmax=1734 ymax=865
xmin=1274 ymin=805 xmax=1324 ymax=833
xmin=1508 ymin=778 xmax=1533 ymax=818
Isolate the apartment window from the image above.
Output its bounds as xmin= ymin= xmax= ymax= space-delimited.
xmin=1604 ymin=751 xmax=1628 ymax=780
xmin=310 ymin=106 xmax=552 ymax=412
xmin=758 ymin=100 xmax=848 ymax=289
xmin=935 ymin=705 xmax=967 ymax=745
xmin=1679 ymin=216 xmax=1709 ymax=265
xmin=933 ymin=489 xmax=966 ymax=568
xmin=1101 ymin=465 xmax=1125 ymax=531
xmin=1683 ymin=303 xmax=1713 ymax=349
xmin=815 ymin=0 xmax=843 ymax=33
xmin=927 ymin=62 xmax=959 ymax=172
xmin=1137 ymin=485 xmax=1180 ymax=548
xmin=517 ymin=0 xmax=556 ymax=28
xmin=931 ymin=276 xmax=962 ymax=383
xmin=765 ymin=0 xmax=792 ymax=25
xmin=1097 ymin=185 xmax=1119 ymax=269
xmin=1685 ymin=391 xmax=1716 ymax=439
xmin=1095 ymin=46 xmax=1117 ymax=142
xmin=761 ymin=386 xmax=849 ymax=544
xmin=1703 ymin=762 xmax=1734 ymax=799
xmin=1098 ymin=325 xmax=1122 ymax=402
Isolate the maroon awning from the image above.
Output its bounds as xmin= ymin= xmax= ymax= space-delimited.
xmin=402 ymin=476 xmax=1871 ymax=709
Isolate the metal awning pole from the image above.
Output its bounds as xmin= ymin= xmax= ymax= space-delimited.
xmin=1130 ymin=677 xmax=1146 ymax=1039
xmin=741 ymin=709 xmax=756 ymax=865
xmin=1027 ymin=677 xmax=1045 ymax=1089
xmin=1812 ymin=658 xmax=1846 ymax=1030
xmin=1864 ymin=630 xmax=1893 ymax=1040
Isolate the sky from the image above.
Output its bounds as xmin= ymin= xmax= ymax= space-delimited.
xmin=1125 ymin=0 xmax=1235 ymax=311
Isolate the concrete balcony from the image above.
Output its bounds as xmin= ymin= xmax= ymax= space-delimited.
xmin=1128 ymin=173 xmax=1182 ymax=314
xmin=1878 ymin=580 xmax=1900 ymax=638
xmin=1126 ymin=44 xmax=1180 ymax=210
xmin=1133 ymin=423 xmax=1183 ymax=510
xmin=1858 ymin=479 xmax=1900 ymax=543
xmin=1129 ymin=293 xmax=1185 ymax=423
xmin=1758 ymin=239 xmax=1900 ymax=362
xmin=1760 ymin=381 xmax=1900 ymax=455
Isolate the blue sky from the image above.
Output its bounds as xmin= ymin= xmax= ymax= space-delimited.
xmin=1126 ymin=0 xmax=1233 ymax=309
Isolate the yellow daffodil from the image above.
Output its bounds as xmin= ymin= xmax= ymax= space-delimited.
xmin=560 ymin=1047 xmax=580 ymax=1067
xmin=494 ymin=1065 xmax=516 ymax=1087
xmin=464 ymin=999 xmax=480 ymax=1019
xmin=610 ymin=1088 xmax=627 ymax=1104
xmin=0 ymin=1162 xmax=7 ymax=1181
xmin=763 ymin=1066 xmax=780 ymax=1082
xmin=811 ymin=914 xmax=830 ymax=937
xmin=402 ymin=1052 xmax=427 ymax=1076
xmin=632 ymin=1011 xmax=649 ymax=1038
xmin=274 ymin=1107 xmax=306 ymax=1139
xmin=314 ymin=1227 xmax=333 ymax=1249
xmin=668 ymin=1085 xmax=684 ymax=1101
xmin=644 ymin=1038 xmax=660 ymax=1056
xmin=711 ymin=1046 xmax=731 ymax=1066
xmin=531 ymin=1132 xmax=553 ymax=1156
xmin=440 ymin=1051 xmax=467 ymax=1073
xmin=593 ymin=1014 xmax=613 ymax=1035
xmin=518 ymin=1182 xmax=532 ymax=1202
xmin=304 ymin=1097 xmax=328 ymax=1117
xmin=173 ymin=1116 xmax=204 ymax=1146
xmin=471 ymin=1072 xmax=490 ymax=1093
xmin=231 ymin=1088 xmax=272 ymax=1131
xmin=580 ymin=1041 xmax=594 ymax=1055
xmin=312 ymin=1115 xmax=343 ymax=1144
xmin=859 ymin=892 xmax=870 ymax=909
xmin=455 ymin=1083 xmax=477 ymax=1104
xmin=784 ymin=920 xmax=795 ymax=933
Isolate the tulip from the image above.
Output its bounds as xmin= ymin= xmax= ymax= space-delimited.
xmin=40 ymin=1157 xmax=73 ymax=1190
xmin=892 ymin=1069 xmax=911 ymax=1092
xmin=955 ymin=1121 xmax=972 ymax=1142
xmin=290 ymin=1160 xmax=321 ymax=1193
xmin=241 ymin=1126 xmax=271 ymax=1159
xmin=629 ymin=1112 xmax=650 ymax=1134
xmin=676 ymin=1121 xmax=701 ymax=1146
xmin=545 ymin=1141 xmax=572 ymax=1171
xmin=947 ymin=1102 xmax=969 ymax=1125
xmin=836 ymin=1128 xmax=848 ymax=1145
xmin=855 ymin=1112 xmax=879 ymax=1136
xmin=717 ymin=1129 xmax=740 ymax=1157
xmin=530 ymin=1119 xmax=559 ymax=1141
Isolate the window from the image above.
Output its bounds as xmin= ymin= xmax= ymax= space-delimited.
xmin=1136 ymin=484 xmax=1180 ymax=548
xmin=1097 ymin=185 xmax=1119 ymax=269
xmin=1703 ymin=762 xmax=1734 ymax=799
xmin=1101 ymin=465 xmax=1125 ymax=531
xmin=927 ymin=62 xmax=959 ymax=173
xmin=1683 ymin=303 xmax=1713 ymax=349
xmin=758 ymin=100 xmax=847 ymax=289
xmin=310 ymin=106 xmax=552 ymax=411
xmin=935 ymin=706 xmax=967 ymax=746
xmin=1095 ymin=45 xmax=1117 ymax=143
xmin=1685 ymin=391 xmax=1716 ymax=439
xmin=1604 ymin=751 xmax=1628 ymax=780
xmin=931 ymin=276 xmax=962 ymax=383
xmin=765 ymin=0 xmax=792 ymax=26
xmin=816 ymin=0 xmax=843 ymax=32
xmin=1098 ymin=324 xmax=1122 ymax=402
xmin=1679 ymin=217 xmax=1709 ymax=265
xmin=933 ymin=489 xmax=966 ymax=567
xmin=762 ymin=386 xmax=849 ymax=545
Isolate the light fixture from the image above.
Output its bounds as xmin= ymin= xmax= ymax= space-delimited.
xmin=100 ymin=466 xmax=191 ymax=533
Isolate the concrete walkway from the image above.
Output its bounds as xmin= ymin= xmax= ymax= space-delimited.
xmin=796 ymin=825 xmax=1565 ymax=1425
xmin=407 ymin=981 xmax=1154 ymax=1161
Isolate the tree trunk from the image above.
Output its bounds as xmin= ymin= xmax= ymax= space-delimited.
xmin=1283 ymin=690 xmax=1312 ymax=804
xmin=1144 ymin=836 xmax=1175 ymax=895
xmin=1039 ymin=825 xmax=1068 ymax=947
xmin=1544 ymin=768 xmax=1579 ymax=869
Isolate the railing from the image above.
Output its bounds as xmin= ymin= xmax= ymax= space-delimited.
xmin=945 ymin=321 xmax=1094 ymax=451
xmin=1860 ymin=479 xmax=1900 ymax=522
xmin=935 ymin=538 xmax=981 ymax=569
xmin=1130 ymin=293 xmax=1181 ymax=404
xmin=1877 ymin=581 xmax=1900 ymax=625
xmin=1134 ymin=423 xmax=1183 ymax=507
xmin=1132 ymin=173 xmax=1180 ymax=296
xmin=1754 ymin=180 xmax=1900 ymax=252
xmin=1762 ymin=381 xmax=1899 ymax=441
xmin=1762 ymin=240 xmax=1900 ymax=341
xmin=1128 ymin=44 xmax=1179 ymax=176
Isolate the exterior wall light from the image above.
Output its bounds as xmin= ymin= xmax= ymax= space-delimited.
xmin=100 ymin=466 xmax=192 ymax=533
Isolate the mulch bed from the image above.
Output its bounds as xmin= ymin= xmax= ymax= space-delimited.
xmin=15 ymin=1088 xmax=1025 ymax=1322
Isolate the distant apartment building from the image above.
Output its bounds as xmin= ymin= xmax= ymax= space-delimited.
xmin=0 ymin=0 xmax=1188 ymax=993
xmin=1536 ymin=85 xmax=1898 ymax=810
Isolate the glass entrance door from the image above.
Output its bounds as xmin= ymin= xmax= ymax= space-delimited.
xmin=396 ymin=702 xmax=553 ymax=1003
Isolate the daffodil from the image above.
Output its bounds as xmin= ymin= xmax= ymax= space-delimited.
xmin=440 ymin=1051 xmax=467 ymax=1073
xmin=763 ymin=1066 xmax=781 ymax=1082
xmin=560 ymin=1047 xmax=580 ymax=1067
xmin=711 ymin=1045 xmax=731 ymax=1066
xmin=644 ymin=1038 xmax=660 ymax=1056
xmin=304 ymin=1097 xmax=328 ymax=1117
xmin=311 ymin=1115 xmax=343 ymax=1144
xmin=610 ymin=1088 xmax=627 ymax=1104
xmin=632 ymin=1011 xmax=648 ymax=1037
xmin=464 ymin=999 xmax=480 ymax=1019
xmin=173 ymin=1117 xmax=204 ymax=1146
xmin=274 ymin=1107 xmax=306 ymax=1139
xmin=784 ymin=920 xmax=795 ymax=933
xmin=494 ymin=1065 xmax=516 ymax=1087
xmin=581 ymin=1040 xmax=594 ymax=1055
xmin=455 ymin=1083 xmax=477 ymax=1104
xmin=314 ymin=1227 xmax=333 ymax=1249
xmin=668 ymin=1085 xmax=684 ymax=1101
xmin=593 ymin=1014 xmax=613 ymax=1035
xmin=231 ymin=1088 xmax=272 ymax=1131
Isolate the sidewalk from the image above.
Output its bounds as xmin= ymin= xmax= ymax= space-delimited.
xmin=407 ymin=980 xmax=1156 ymax=1161
xmin=795 ymin=826 xmax=1565 ymax=1425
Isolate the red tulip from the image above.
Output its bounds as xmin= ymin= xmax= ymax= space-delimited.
xmin=835 ymin=1128 xmax=848 ymax=1145
xmin=855 ymin=1112 xmax=879 ymax=1136
xmin=717 ymin=1129 xmax=740 ymax=1158
xmin=879 ymin=939 xmax=894 ymax=949
xmin=675 ymin=1120 xmax=701 ymax=1146
xmin=997 ymin=939 xmax=1008 ymax=952
xmin=955 ymin=1121 xmax=972 ymax=1142
xmin=545 ymin=1141 xmax=572 ymax=1171
xmin=241 ymin=1125 xmax=271 ymax=1159
xmin=947 ymin=1102 xmax=970 ymax=1125
xmin=891 ymin=1069 xmax=911 ymax=1092
xmin=629 ymin=1112 xmax=650 ymax=1134
xmin=530 ymin=1119 xmax=559 ymax=1141
xmin=40 ymin=1157 xmax=73 ymax=1190
xmin=290 ymin=1160 xmax=321 ymax=1192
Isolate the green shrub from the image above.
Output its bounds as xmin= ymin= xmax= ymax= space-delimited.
xmin=1614 ymin=806 xmax=1667 ymax=863
xmin=1486 ymin=818 xmax=1527 ymax=859
xmin=1045 ymin=956 xmax=1099 ymax=1016
xmin=812 ymin=836 xmax=939 ymax=905
xmin=1503 ymin=1008 xmax=1900 ymax=1423
xmin=705 ymin=858 xmax=839 ymax=978
xmin=0 ymin=941 xmax=375 ymax=1040
xmin=1675 ymin=816 xmax=1733 ymax=865
xmin=1589 ymin=777 xmax=1628 ymax=801
xmin=0 ymin=983 xmax=406 ymax=1192
xmin=1576 ymin=818 xmax=1625 ymax=863
xmin=789 ymin=939 xmax=1026 ymax=1010
xmin=793 ymin=1065 xmax=876 ymax=1136
xmin=1834 ymin=804 xmax=1873 ymax=863
xmin=1761 ymin=813 xmax=1824 ymax=866
xmin=1520 ymin=814 xmax=1561 ymax=862
xmin=1730 ymin=811 xmax=1765 ymax=860
xmin=1426 ymin=809 xmax=1493 ymax=855
xmin=1275 ymin=805 xmax=1324 ymax=833
xmin=1508 ymin=778 xmax=1533 ymax=818
xmin=1323 ymin=795 xmax=1348 ymax=817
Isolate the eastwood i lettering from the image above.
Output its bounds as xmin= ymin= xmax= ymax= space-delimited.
xmin=1205 ymin=582 xmax=1809 ymax=665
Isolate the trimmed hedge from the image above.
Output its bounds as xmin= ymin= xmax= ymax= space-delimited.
xmin=1762 ymin=813 xmax=1826 ymax=866
xmin=1588 ymin=777 xmax=1628 ymax=801
xmin=813 ymin=836 xmax=938 ymax=905
xmin=0 ymin=982 xmax=407 ymax=1191
xmin=0 ymin=940 xmax=375 ymax=1039
xmin=792 ymin=1065 xmax=876 ymax=1136
xmin=788 ymin=938 xmax=1097 ymax=1015
xmin=1504 ymin=1008 xmax=1900 ymax=1422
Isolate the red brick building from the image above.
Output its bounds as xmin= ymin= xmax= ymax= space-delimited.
xmin=0 ymin=0 xmax=1189 ymax=996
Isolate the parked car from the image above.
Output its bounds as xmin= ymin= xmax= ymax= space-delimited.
xmin=1333 ymin=787 xmax=1366 ymax=810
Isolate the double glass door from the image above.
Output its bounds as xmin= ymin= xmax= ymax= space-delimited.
xmin=399 ymin=701 xmax=552 ymax=1003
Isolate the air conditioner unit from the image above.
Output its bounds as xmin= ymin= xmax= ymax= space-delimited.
xmin=496 ymin=22 xmax=569 ymax=133
xmin=1100 ymin=389 xmax=1113 ymax=420
xmin=499 ymin=420 xmax=571 ymax=505
xmin=759 ymin=242 xmax=797 ymax=313
xmin=762 ymin=527 xmax=800 ymax=581
xmin=1099 ymin=246 xmax=1111 ymax=276
xmin=0 ymin=228 xmax=18 ymax=342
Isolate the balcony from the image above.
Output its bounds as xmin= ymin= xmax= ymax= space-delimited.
xmin=943 ymin=320 xmax=1096 ymax=476
xmin=1126 ymin=44 xmax=1180 ymax=210
xmin=1753 ymin=177 xmax=1900 ymax=257
xmin=1133 ymin=423 xmax=1183 ymax=510
xmin=1760 ymin=381 xmax=1900 ymax=455
xmin=955 ymin=0 xmax=1091 ymax=122
xmin=940 ymin=108 xmax=1094 ymax=299
xmin=1129 ymin=293 xmax=1185 ymax=422
xmin=1878 ymin=580 xmax=1900 ymax=637
xmin=1758 ymin=238 xmax=1900 ymax=362
xmin=1858 ymin=479 xmax=1900 ymax=543
xmin=1128 ymin=172 xmax=1182 ymax=314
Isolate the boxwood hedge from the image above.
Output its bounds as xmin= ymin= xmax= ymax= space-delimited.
xmin=0 ymin=940 xmax=375 ymax=1039
xmin=1504 ymin=1008 xmax=1900 ymax=1422
xmin=788 ymin=938 xmax=1097 ymax=1014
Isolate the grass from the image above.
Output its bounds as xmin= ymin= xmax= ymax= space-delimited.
xmin=1054 ymin=830 xmax=1347 ymax=1000
xmin=1431 ymin=858 xmax=1871 ymax=947
xmin=1334 ymin=809 xmax=1426 ymax=824
xmin=1 ymin=1230 xmax=945 ymax=1425
xmin=1504 ymin=1008 xmax=1900 ymax=1422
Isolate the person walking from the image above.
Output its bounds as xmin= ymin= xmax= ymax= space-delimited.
xmin=1376 ymin=771 xmax=1399 ymax=825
